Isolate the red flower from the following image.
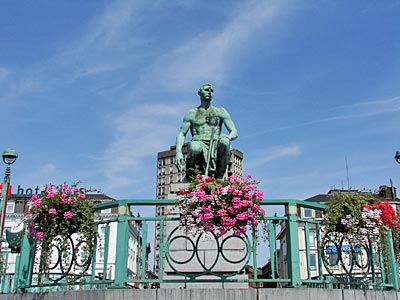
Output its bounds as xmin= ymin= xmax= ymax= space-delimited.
xmin=373 ymin=200 xmax=396 ymax=228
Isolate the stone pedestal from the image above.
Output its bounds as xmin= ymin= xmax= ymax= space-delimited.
xmin=161 ymin=183 xmax=248 ymax=288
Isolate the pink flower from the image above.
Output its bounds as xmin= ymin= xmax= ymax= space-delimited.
xmin=36 ymin=231 xmax=44 ymax=239
xmin=32 ymin=199 xmax=42 ymax=207
xmin=236 ymin=212 xmax=248 ymax=221
xmin=253 ymin=191 xmax=264 ymax=200
xmin=242 ymin=185 xmax=255 ymax=192
xmin=244 ymin=193 xmax=252 ymax=199
xmin=78 ymin=193 xmax=86 ymax=199
xmin=30 ymin=194 xmax=39 ymax=201
xmin=205 ymin=177 xmax=213 ymax=183
xmin=48 ymin=208 xmax=57 ymax=215
xmin=63 ymin=211 xmax=74 ymax=219
xmin=67 ymin=197 xmax=76 ymax=204
xmin=232 ymin=189 xmax=243 ymax=196
xmin=217 ymin=209 xmax=227 ymax=217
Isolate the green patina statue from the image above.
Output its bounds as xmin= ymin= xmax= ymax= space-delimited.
xmin=176 ymin=83 xmax=238 ymax=180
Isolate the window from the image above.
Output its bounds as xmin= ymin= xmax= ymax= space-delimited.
xmin=304 ymin=208 xmax=312 ymax=218
xmin=100 ymin=226 xmax=106 ymax=236
xmin=101 ymin=208 xmax=111 ymax=214
xmin=99 ymin=246 xmax=105 ymax=261
xmin=6 ymin=203 xmax=15 ymax=213
xmin=308 ymin=231 xmax=316 ymax=247
xmin=309 ymin=253 xmax=317 ymax=268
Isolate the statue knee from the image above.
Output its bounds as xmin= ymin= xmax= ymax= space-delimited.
xmin=188 ymin=142 xmax=203 ymax=155
xmin=219 ymin=136 xmax=230 ymax=148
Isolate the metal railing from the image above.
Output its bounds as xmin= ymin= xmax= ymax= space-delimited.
xmin=0 ymin=199 xmax=399 ymax=293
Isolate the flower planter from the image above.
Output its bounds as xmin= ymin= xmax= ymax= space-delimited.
xmin=177 ymin=175 xmax=266 ymax=237
xmin=24 ymin=183 xmax=98 ymax=277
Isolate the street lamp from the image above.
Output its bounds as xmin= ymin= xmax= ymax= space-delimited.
xmin=395 ymin=150 xmax=400 ymax=165
xmin=0 ymin=148 xmax=18 ymax=239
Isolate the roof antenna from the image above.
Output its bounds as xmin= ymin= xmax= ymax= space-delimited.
xmin=345 ymin=156 xmax=350 ymax=191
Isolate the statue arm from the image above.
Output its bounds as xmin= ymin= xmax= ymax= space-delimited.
xmin=176 ymin=112 xmax=192 ymax=166
xmin=220 ymin=108 xmax=238 ymax=141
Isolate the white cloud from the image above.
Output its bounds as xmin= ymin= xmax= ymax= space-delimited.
xmin=63 ymin=1 xmax=139 ymax=56
xmin=245 ymin=145 xmax=301 ymax=169
xmin=69 ymin=64 xmax=123 ymax=81
xmin=133 ymin=2 xmax=283 ymax=93
xmin=0 ymin=67 xmax=9 ymax=81
xmin=99 ymin=2 xmax=286 ymax=193
xmin=329 ymin=96 xmax=400 ymax=117
xmin=100 ymin=102 xmax=182 ymax=191
xmin=244 ymin=95 xmax=400 ymax=137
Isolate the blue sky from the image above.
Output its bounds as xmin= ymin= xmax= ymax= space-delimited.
xmin=1 ymin=1 xmax=400 ymax=201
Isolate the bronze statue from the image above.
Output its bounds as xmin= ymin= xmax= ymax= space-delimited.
xmin=176 ymin=83 xmax=238 ymax=180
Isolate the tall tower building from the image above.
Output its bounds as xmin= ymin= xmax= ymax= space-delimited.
xmin=154 ymin=144 xmax=243 ymax=274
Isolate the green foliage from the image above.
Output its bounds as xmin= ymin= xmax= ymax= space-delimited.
xmin=323 ymin=192 xmax=379 ymax=233
xmin=323 ymin=191 xmax=400 ymax=266
xmin=186 ymin=164 xmax=203 ymax=182
xmin=24 ymin=182 xmax=98 ymax=278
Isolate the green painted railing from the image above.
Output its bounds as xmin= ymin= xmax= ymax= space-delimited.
xmin=0 ymin=199 xmax=399 ymax=293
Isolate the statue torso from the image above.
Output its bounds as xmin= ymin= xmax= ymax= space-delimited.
xmin=189 ymin=106 xmax=222 ymax=140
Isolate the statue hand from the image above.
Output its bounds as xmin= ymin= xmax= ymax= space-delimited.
xmin=176 ymin=152 xmax=185 ymax=167
xmin=219 ymin=134 xmax=230 ymax=142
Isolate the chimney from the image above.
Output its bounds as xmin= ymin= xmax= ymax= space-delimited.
xmin=378 ymin=185 xmax=397 ymax=199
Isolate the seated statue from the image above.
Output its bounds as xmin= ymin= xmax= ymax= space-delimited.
xmin=175 ymin=83 xmax=238 ymax=180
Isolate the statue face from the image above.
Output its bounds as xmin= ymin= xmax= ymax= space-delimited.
xmin=199 ymin=84 xmax=213 ymax=101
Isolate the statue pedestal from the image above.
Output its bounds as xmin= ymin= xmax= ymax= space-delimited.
xmin=160 ymin=184 xmax=248 ymax=288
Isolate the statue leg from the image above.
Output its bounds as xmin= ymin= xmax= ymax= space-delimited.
xmin=185 ymin=141 xmax=204 ymax=181
xmin=215 ymin=137 xmax=230 ymax=179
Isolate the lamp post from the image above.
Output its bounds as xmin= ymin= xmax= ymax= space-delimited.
xmin=0 ymin=148 xmax=18 ymax=240
xmin=395 ymin=150 xmax=400 ymax=165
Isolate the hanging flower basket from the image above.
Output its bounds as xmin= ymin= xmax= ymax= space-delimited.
xmin=176 ymin=175 xmax=266 ymax=237
xmin=24 ymin=182 xmax=98 ymax=277
xmin=323 ymin=192 xmax=398 ymax=245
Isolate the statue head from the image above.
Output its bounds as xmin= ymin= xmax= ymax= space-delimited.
xmin=198 ymin=83 xmax=213 ymax=101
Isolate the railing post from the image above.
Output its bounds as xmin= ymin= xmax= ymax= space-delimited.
xmin=386 ymin=230 xmax=399 ymax=290
xmin=285 ymin=202 xmax=301 ymax=287
xmin=14 ymin=234 xmax=34 ymax=292
xmin=113 ymin=204 xmax=130 ymax=288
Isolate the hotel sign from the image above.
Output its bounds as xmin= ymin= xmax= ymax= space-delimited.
xmin=12 ymin=185 xmax=86 ymax=196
